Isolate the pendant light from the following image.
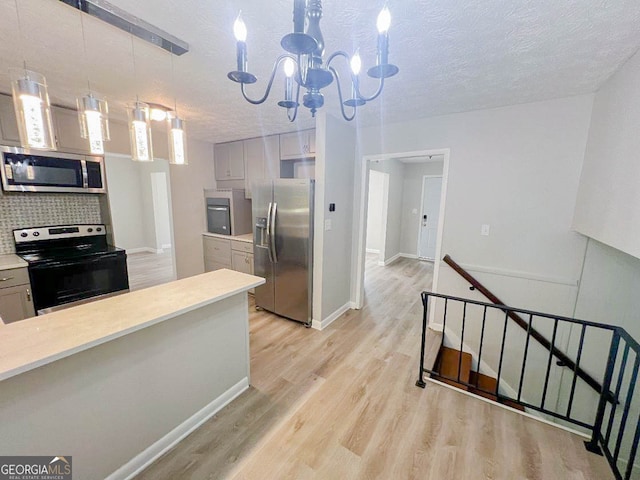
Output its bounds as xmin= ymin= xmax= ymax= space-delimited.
xmin=76 ymin=11 xmax=110 ymax=155
xmin=167 ymin=47 xmax=188 ymax=165
xmin=128 ymin=36 xmax=153 ymax=162
xmin=10 ymin=0 xmax=56 ymax=150
xmin=128 ymin=101 xmax=153 ymax=162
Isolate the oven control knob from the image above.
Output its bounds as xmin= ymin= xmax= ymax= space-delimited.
xmin=96 ymin=227 xmax=102 ymax=232
xmin=33 ymin=232 xmax=40 ymax=237
xmin=20 ymin=232 xmax=27 ymax=238
xmin=87 ymin=228 xmax=93 ymax=233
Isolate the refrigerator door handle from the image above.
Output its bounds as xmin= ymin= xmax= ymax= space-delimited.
xmin=270 ymin=202 xmax=278 ymax=263
xmin=266 ymin=202 xmax=274 ymax=263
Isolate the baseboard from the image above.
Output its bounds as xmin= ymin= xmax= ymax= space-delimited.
xmin=365 ymin=248 xmax=380 ymax=254
xmin=378 ymin=253 xmax=402 ymax=267
xmin=126 ymin=247 xmax=164 ymax=255
xmin=399 ymin=253 xmax=418 ymax=259
xmin=311 ymin=302 xmax=351 ymax=331
xmin=425 ymin=377 xmax=591 ymax=440
xmin=106 ymin=377 xmax=249 ymax=480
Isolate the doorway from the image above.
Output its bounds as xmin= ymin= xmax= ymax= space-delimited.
xmin=104 ymin=154 xmax=177 ymax=291
xmin=354 ymin=149 xmax=450 ymax=310
xmin=417 ymin=176 xmax=443 ymax=260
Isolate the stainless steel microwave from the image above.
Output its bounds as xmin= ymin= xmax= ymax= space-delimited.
xmin=0 ymin=146 xmax=106 ymax=194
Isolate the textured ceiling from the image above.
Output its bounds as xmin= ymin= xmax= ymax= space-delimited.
xmin=0 ymin=0 xmax=639 ymax=144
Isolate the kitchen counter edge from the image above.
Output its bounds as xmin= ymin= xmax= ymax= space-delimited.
xmin=0 ymin=254 xmax=28 ymax=271
xmin=0 ymin=269 xmax=264 ymax=383
xmin=202 ymin=232 xmax=253 ymax=244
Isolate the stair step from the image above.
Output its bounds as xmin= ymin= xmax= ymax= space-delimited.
xmin=433 ymin=346 xmax=473 ymax=390
xmin=433 ymin=348 xmax=526 ymax=412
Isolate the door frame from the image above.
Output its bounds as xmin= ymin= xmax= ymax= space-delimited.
xmin=417 ymin=175 xmax=443 ymax=261
xmin=353 ymin=148 xmax=450 ymax=311
xmin=365 ymin=169 xmax=390 ymax=265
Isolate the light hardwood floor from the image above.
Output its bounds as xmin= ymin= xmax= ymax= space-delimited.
xmin=136 ymin=255 xmax=612 ymax=480
xmin=126 ymin=251 xmax=175 ymax=291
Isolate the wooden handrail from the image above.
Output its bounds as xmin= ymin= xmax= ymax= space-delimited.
xmin=442 ymin=254 xmax=604 ymax=396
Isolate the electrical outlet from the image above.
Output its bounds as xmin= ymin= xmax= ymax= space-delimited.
xmin=412 ymin=208 xmax=418 ymax=214
xmin=324 ymin=219 xmax=332 ymax=231
xmin=481 ymin=224 xmax=490 ymax=236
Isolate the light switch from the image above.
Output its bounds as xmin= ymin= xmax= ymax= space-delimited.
xmin=324 ymin=219 xmax=332 ymax=231
xmin=412 ymin=208 xmax=418 ymax=215
xmin=481 ymin=224 xmax=490 ymax=236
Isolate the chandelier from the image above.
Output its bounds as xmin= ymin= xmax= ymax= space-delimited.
xmin=227 ymin=1 xmax=398 ymax=122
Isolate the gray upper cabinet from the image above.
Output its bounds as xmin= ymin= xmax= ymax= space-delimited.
xmin=280 ymin=129 xmax=315 ymax=160
xmin=244 ymin=135 xmax=280 ymax=199
xmin=0 ymin=94 xmax=20 ymax=146
xmin=0 ymin=94 xmax=94 ymax=154
xmin=214 ymin=141 xmax=245 ymax=180
xmin=53 ymin=106 xmax=89 ymax=154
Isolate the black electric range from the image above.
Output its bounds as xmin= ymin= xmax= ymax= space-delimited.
xmin=14 ymin=224 xmax=129 ymax=314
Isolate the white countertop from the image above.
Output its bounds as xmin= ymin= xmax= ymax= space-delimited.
xmin=203 ymin=232 xmax=253 ymax=244
xmin=0 ymin=269 xmax=264 ymax=382
xmin=0 ymin=254 xmax=27 ymax=271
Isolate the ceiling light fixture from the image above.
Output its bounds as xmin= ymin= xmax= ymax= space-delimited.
xmin=58 ymin=0 xmax=189 ymax=56
xmin=10 ymin=0 xmax=56 ymax=150
xmin=76 ymin=11 xmax=110 ymax=155
xmin=128 ymin=36 xmax=153 ymax=162
xmin=227 ymin=1 xmax=398 ymax=122
xmin=167 ymin=47 xmax=188 ymax=165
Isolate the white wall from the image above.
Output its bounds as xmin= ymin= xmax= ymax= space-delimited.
xmin=370 ymin=159 xmax=404 ymax=263
xmin=105 ymin=119 xmax=215 ymax=279
xmin=314 ymin=113 xmax=356 ymax=326
xmin=168 ymin=138 xmax=216 ymax=279
xmin=358 ymin=95 xmax=594 ymax=316
xmin=151 ymin=172 xmax=172 ymax=249
xmin=400 ymin=161 xmax=444 ymax=255
xmin=366 ymin=170 xmax=385 ymax=253
xmin=105 ymin=155 xmax=172 ymax=253
xmin=104 ymin=155 xmax=146 ymax=251
xmin=573 ymin=48 xmax=640 ymax=260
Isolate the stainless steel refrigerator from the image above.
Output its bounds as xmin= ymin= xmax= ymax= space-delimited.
xmin=252 ymin=179 xmax=314 ymax=326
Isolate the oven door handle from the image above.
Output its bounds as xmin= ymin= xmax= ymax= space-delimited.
xmin=30 ymin=254 xmax=122 ymax=269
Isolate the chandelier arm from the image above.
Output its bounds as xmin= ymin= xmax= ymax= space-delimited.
xmin=328 ymin=66 xmax=356 ymax=122
xmin=240 ymin=54 xmax=298 ymax=105
xmin=356 ymin=75 xmax=385 ymax=102
xmin=287 ymin=82 xmax=302 ymax=122
xmin=326 ymin=50 xmax=385 ymax=102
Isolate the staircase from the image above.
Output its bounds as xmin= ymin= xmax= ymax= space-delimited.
xmin=431 ymin=346 xmax=524 ymax=411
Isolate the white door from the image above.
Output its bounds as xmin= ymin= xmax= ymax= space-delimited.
xmin=418 ymin=176 xmax=442 ymax=260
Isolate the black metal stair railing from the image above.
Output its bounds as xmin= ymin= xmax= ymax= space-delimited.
xmin=416 ymin=290 xmax=640 ymax=480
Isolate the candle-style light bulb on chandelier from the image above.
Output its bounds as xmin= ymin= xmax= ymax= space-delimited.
xmin=227 ymin=1 xmax=399 ymax=122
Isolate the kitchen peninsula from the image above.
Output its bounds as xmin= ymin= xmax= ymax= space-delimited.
xmin=0 ymin=269 xmax=264 ymax=479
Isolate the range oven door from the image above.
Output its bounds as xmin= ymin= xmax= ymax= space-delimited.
xmin=28 ymin=253 xmax=129 ymax=313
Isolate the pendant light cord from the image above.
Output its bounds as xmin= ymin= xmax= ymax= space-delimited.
xmin=170 ymin=46 xmax=177 ymax=114
xmin=79 ymin=11 xmax=92 ymax=93
xmin=13 ymin=0 xmax=27 ymax=74
xmin=131 ymin=34 xmax=139 ymax=103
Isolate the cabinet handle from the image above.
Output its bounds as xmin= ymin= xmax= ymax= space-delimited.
xmin=0 ymin=277 xmax=14 ymax=282
xmin=26 ymin=289 xmax=31 ymax=301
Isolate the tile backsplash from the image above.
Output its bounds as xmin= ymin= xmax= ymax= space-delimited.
xmin=0 ymin=193 xmax=102 ymax=254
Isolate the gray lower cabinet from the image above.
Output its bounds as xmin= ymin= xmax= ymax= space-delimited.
xmin=0 ymin=268 xmax=35 ymax=324
xmin=203 ymin=236 xmax=232 ymax=272
xmin=203 ymin=236 xmax=255 ymax=292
